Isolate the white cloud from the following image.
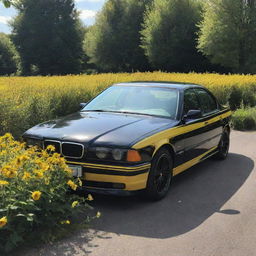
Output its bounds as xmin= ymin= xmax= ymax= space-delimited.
xmin=79 ymin=9 xmax=97 ymax=20
xmin=0 ymin=16 xmax=11 ymax=24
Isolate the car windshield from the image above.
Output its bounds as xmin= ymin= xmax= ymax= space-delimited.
xmin=82 ymin=85 xmax=178 ymax=119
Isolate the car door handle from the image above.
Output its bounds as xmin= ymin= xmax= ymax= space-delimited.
xmin=204 ymin=121 xmax=209 ymax=125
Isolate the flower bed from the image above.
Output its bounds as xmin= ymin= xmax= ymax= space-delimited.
xmin=0 ymin=133 xmax=94 ymax=253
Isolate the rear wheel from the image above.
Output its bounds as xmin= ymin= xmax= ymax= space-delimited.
xmin=213 ymin=131 xmax=230 ymax=160
xmin=145 ymin=148 xmax=173 ymax=201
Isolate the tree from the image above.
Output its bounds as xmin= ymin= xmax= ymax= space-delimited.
xmin=84 ymin=0 xmax=152 ymax=72
xmin=198 ymin=0 xmax=256 ymax=74
xmin=141 ymin=0 xmax=212 ymax=72
xmin=0 ymin=33 xmax=19 ymax=75
xmin=11 ymin=0 xmax=85 ymax=75
xmin=0 ymin=0 xmax=16 ymax=8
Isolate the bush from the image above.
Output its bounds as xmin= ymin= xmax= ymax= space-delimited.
xmin=0 ymin=133 xmax=94 ymax=253
xmin=232 ymin=108 xmax=256 ymax=130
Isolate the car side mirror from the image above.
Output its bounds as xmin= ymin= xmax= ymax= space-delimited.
xmin=79 ymin=102 xmax=87 ymax=109
xmin=183 ymin=110 xmax=202 ymax=122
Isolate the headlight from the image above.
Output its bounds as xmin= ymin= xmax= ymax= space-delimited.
xmin=112 ymin=149 xmax=124 ymax=161
xmin=92 ymin=147 xmax=142 ymax=162
xmin=25 ymin=138 xmax=43 ymax=148
xmin=95 ymin=147 xmax=110 ymax=159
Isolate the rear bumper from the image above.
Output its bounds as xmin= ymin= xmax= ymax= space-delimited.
xmin=66 ymin=161 xmax=151 ymax=193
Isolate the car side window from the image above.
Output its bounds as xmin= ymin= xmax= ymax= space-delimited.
xmin=183 ymin=89 xmax=200 ymax=114
xmin=195 ymin=88 xmax=218 ymax=115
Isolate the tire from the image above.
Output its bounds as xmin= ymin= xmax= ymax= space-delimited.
xmin=213 ymin=131 xmax=230 ymax=160
xmin=144 ymin=148 xmax=173 ymax=201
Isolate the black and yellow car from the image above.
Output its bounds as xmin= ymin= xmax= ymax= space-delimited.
xmin=23 ymin=82 xmax=231 ymax=200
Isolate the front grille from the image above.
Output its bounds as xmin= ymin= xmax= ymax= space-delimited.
xmin=62 ymin=142 xmax=84 ymax=158
xmin=44 ymin=140 xmax=61 ymax=153
xmin=44 ymin=140 xmax=84 ymax=159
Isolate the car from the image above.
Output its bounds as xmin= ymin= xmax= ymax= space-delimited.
xmin=23 ymin=82 xmax=232 ymax=200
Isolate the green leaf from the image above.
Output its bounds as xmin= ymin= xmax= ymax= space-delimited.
xmin=26 ymin=216 xmax=34 ymax=222
xmin=9 ymin=205 xmax=19 ymax=210
xmin=3 ymin=0 xmax=11 ymax=8
xmin=16 ymin=213 xmax=26 ymax=218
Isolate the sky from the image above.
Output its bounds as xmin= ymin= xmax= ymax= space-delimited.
xmin=0 ymin=0 xmax=106 ymax=34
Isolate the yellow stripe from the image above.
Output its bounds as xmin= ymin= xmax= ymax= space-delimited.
xmin=173 ymin=146 xmax=218 ymax=176
xmin=84 ymin=172 xmax=149 ymax=191
xmin=133 ymin=110 xmax=231 ymax=153
xmin=83 ymin=165 xmax=149 ymax=171
xmin=66 ymin=160 xmax=151 ymax=172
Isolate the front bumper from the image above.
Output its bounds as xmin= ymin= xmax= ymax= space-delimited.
xmin=67 ymin=161 xmax=151 ymax=193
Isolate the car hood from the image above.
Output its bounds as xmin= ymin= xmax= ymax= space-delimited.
xmin=23 ymin=112 xmax=179 ymax=147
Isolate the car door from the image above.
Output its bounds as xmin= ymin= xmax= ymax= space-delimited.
xmin=182 ymin=88 xmax=209 ymax=162
xmin=194 ymin=88 xmax=222 ymax=151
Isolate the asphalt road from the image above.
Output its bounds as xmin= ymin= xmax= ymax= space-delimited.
xmin=20 ymin=131 xmax=256 ymax=256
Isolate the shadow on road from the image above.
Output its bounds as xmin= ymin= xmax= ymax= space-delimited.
xmin=90 ymin=153 xmax=254 ymax=239
xmin=15 ymin=153 xmax=254 ymax=256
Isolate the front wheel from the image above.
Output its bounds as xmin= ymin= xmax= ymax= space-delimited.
xmin=213 ymin=131 xmax=230 ymax=160
xmin=144 ymin=148 xmax=173 ymax=201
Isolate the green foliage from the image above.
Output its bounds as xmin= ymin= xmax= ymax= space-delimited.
xmin=232 ymin=107 xmax=256 ymax=130
xmin=84 ymin=0 xmax=152 ymax=72
xmin=11 ymin=0 xmax=85 ymax=75
xmin=198 ymin=0 xmax=256 ymax=74
xmin=141 ymin=0 xmax=211 ymax=72
xmin=0 ymin=134 xmax=93 ymax=253
xmin=228 ymin=84 xmax=256 ymax=110
xmin=0 ymin=33 xmax=20 ymax=75
xmin=0 ymin=0 xmax=15 ymax=8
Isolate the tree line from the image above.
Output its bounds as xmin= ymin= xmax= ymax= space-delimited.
xmin=1 ymin=0 xmax=256 ymax=76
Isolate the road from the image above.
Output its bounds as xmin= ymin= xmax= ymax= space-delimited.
xmin=20 ymin=131 xmax=256 ymax=256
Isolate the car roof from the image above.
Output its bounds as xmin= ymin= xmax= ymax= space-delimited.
xmin=114 ymin=81 xmax=204 ymax=90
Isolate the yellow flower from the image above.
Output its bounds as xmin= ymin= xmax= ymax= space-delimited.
xmin=0 ymin=216 xmax=7 ymax=228
xmin=96 ymin=212 xmax=101 ymax=218
xmin=67 ymin=180 xmax=77 ymax=191
xmin=60 ymin=220 xmax=71 ymax=225
xmin=41 ymin=150 xmax=49 ymax=158
xmin=0 ymin=150 xmax=7 ymax=156
xmin=64 ymin=167 xmax=73 ymax=176
xmin=78 ymin=178 xmax=83 ymax=187
xmin=71 ymin=201 xmax=79 ymax=208
xmin=33 ymin=170 xmax=44 ymax=179
xmin=22 ymin=172 xmax=31 ymax=180
xmin=52 ymin=153 xmax=60 ymax=158
xmin=46 ymin=145 xmax=55 ymax=152
xmin=2 ymin=133 xmax=13 ymax=140
xmin=0 ymin=180 xmax=9 ymax=186
xmin=32 ymin=191 xmax=42 ymax=201
xmin=87 ymin=194 xmax=94 ymax=201
xmin=41 ymin=163 xmax=50 ymax=171
xmin=2 ymin=166 xmax=18 ymax=178
xmin=47 ymin=157 xmax=60 ymax=165
xmin=34 ymin=160 xmax=49 ymax=171
xmin=16 ymin=155 xmax=29 ymax=166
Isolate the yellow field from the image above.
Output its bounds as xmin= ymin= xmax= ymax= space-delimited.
xmin=0 ymin=72 xmax=255 ymax=136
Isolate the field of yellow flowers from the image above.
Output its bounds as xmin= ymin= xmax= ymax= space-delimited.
xmin=0 ymin=72 xmax=256 ymax=136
